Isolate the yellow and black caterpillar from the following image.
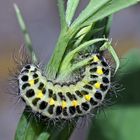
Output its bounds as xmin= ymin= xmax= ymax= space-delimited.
xmin=18 ymin=53 xmax=111 ymax=119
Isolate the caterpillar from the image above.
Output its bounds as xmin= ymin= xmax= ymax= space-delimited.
xmin=18 ymin=53 xmax=111 ymax=120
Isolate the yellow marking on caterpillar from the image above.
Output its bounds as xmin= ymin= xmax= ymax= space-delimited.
xmin=93 ymin=55 xmax=99 ymax=62
xmin=29 ymin=80 xmax=34 ymax=86
xmin=62 ymin=101 xmax=67 ymax=108
xmin=85 ymin=95 xmax=91 ymax=101
xmin=72 ymin=100 xmax=78 ymax=107
xmin=94 ymin=82 xmax=100 ymax=89
xmin=49 ymin=98 xmax=55 ymax=105
xmin=36 ymin=91 xmax=44 ymax=98
xmin=96 ymin=67 xmax=103 ymax=75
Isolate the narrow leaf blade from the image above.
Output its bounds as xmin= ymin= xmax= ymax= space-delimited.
xmin=66 ymin=0 xmax=80 ymax=26
xmin=13 ymin=3 xmax=38 ymax=63
xmin=57 ymin=0 xmax=67 ymax=30
xmin=72 ymin=0 xmax=110 ymax=28
xmin=83 ymin=0 xmax=139 ymax=26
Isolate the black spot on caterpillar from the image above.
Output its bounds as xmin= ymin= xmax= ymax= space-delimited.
xmin=18 ymin=54 xmax=111 ymax=119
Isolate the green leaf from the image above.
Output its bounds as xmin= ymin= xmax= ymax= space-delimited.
xmin=14 ymin=4 xmax=38 ymax=64
xmin=66 ymin=0 xmax=80 ymax=26
xmin=117 ymin=48 xmax=140 ymax=105
xmin=48 ymin=122 xmax=76 ymax=140
xmin=87 ymin=106 xmax=140 ymax=140
xmin=82 ymin=16 xmax=112 ymax=47
xmin=104 ymin=15 xmax=113 ymax=37
xmin=46 ymin=32 xmax=70 ymax=79
xmin=119 ymin=48 xmax=140 ymax=74
xmin=100 ymin=41 xmax=120 ymax=74
xmin=37 ymin=132 xmax=50 ymax=140
xmin=15 ymin=111 xmax=75 ymax=140
xmin=14 ymin=112 xmax=28 ymax=140
xmin=59 ymin=38 xmax=107 ymax=78
xmin=72 ymin=0 xmax=139 ymax=29
xmin=72 ymin=0 xmax=110 ymax=28
xmin=46 ymin=0 xmax=139 ymax=79
xmin=57 ymin=0 xmax=67 ymax=30
xmin=15 ymin=111 xmax=50 ymax=140
xmin=82 ymin=0 xmax=139 ymax=27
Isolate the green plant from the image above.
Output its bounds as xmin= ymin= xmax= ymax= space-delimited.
xmin=13 ymin=0 xmax=140 ymax=140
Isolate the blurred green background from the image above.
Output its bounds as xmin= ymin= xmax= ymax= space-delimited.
xmin=0 ymin=1 xmax=140 ymax=140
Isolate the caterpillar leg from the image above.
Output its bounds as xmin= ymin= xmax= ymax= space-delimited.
xmin=99 ymin=41 xmax=120 ymax=74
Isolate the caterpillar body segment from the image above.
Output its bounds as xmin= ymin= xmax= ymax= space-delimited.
xmin=18 ymin=54 xmax=111 ymax=119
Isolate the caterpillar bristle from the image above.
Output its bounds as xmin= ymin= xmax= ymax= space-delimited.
xmin=7 ymin=44 xmax=122 ymax=128
xmin=7 ymin=46 xmax=32 ymax=107
xmin=16 ymin=53 xmax=112 ymax=120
